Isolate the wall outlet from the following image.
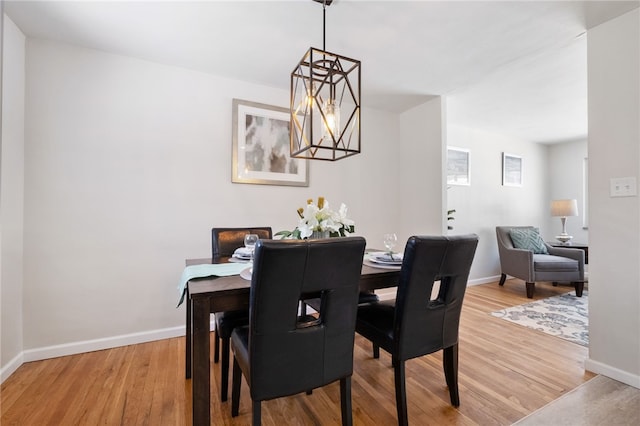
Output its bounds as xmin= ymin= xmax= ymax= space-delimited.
xmin=610 ymin=177 xmax=637 ymax=197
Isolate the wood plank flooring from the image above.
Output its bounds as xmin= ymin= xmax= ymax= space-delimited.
xmin=1 ymin=280 xmax=594 ymax=425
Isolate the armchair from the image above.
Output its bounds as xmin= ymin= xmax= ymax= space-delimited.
xmin=496 ymin=226 xmax=585 ymax=298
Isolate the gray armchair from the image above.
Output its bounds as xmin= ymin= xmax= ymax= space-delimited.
xmin=496 ymin=226 xmax=585 ymax=298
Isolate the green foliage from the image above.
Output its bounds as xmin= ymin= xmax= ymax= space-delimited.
xmin=447 ymin=209 xmax=456 ymax=230
xmin=276 ymin=224 xmax=355 ymax=239
xmin=274 ymin=229 xmax=302 ymax=239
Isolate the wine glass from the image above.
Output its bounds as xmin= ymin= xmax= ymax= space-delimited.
xmin=244 ymin=234 xmax=259 ymax=262
xmin=383 ymin=233 xmax=398 ymax=259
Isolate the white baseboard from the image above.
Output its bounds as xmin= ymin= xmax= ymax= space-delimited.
xmin=1 ymin=352 xmax=24 ymax=383
xmin=585 ymin=358 xmax=640 ymax=389
xmin=468 ymin=275 xmax=502 ymax=286
xmin=375 ymin=275 xmax=501 ymax=301
xmin=3 ymin=277 xmax=503 ymax=384
xmin=1 ymin=319 xmax=217 ymax=384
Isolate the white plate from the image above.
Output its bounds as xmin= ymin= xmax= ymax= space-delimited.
xmin=240 ymin=267 xmax=252 ymax=280
xmin=363 ymin=259 xmax=401 ymax=270
xmin=234 ymin=247 xmax=253 ymax=256
xmin=232 ymin=253 xmax=251 ymax=260
xmin=368 ymin=252 xmax=403 ymax=265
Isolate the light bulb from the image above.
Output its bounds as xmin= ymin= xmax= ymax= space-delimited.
xmin=296 ymin=84 xmax=315 ymax=115
xmin=322 ymin=99 xmax=340 ymax=142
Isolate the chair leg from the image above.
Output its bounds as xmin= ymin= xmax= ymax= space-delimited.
xmin=252 ymin=400 xmax=261 ymax=425
xmin=574 ymin=281 xmax=584 ymax=297
xmin=393 ymin=360 xmax=408 ymax=426
xmin=443 ymin=344 xmax=460 ymax=407
xmin=221 ymin=337 xmax=230 ymax=401
xmin=300 ymin=300 xmax=307 ymax=316
xmin=525 ymin=282 xmax=535 ymax=298
xmin=498 ymin=273 xmax=507 ymax=286
xmin=340 ymin=377 xmax=353 ymax=426
xmin=373 ymin=343 xmax=380 ymax=359
xmin=231 ymin=357 xmax=242 ymax=417
xmin=214 ymin=330 xmax=220 ymax=363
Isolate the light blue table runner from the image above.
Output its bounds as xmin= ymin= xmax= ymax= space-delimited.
xmin=177 ymin=263 xmax=248 ymax=307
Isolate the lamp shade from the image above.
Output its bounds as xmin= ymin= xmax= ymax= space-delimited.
xmin=551 ymin=199 xmax=578 ymax=217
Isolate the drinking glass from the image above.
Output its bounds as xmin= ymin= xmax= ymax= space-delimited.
xmin=383 ymin=233 xmax=398 ymax=259
xmin=244 ymin=234 xmax=259 ymax=262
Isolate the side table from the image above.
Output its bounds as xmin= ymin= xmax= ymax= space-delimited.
xmin=548 ymin=242 xmax=588 ymax=264
xmin=548 ymin=242 xmax=589 ymax=296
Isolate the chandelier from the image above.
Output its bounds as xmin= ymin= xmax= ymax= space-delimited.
xmin=290 ymin=0 xmax=361 ymax=161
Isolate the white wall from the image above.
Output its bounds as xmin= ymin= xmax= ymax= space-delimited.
xmin=446 ymin=124 xmax=550 ymax=281
xmin=586 ymin=9 xmax=640 ymax=388
xmin=15 ymin=38 xmax=419 ymax=358
xmin=398 ymin=97 xmax=446 ymax=244
xmin=0 ymin=14 xmax=25 ymax=381
xmin=547 ymin=139 xmax=589 ymax=243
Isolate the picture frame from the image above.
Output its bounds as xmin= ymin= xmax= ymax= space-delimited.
xmin=502 ymin=152 xmax=523 ymax=187
xmin=447 ymin=147 xmax=470 ymax=186
xmin=232 ymin=99 xmax=309 ymax=187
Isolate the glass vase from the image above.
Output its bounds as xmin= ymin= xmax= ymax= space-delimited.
xmin=311 ymin=230 xmax=330 ymax=239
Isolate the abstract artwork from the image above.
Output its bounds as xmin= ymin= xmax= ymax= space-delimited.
xmin=232 ymin=99 xmax=309 ymax=186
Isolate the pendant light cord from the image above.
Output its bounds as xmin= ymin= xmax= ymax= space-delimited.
xmin=322 ymin=0 xmax=327 ymax=51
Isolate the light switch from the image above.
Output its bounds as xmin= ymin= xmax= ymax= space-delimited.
xmin=610 ymin=177 xmax=637 ymax=197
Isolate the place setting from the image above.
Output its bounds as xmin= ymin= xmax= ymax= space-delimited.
xmin=227 ymin=233 xmax=258 ymax=262
xmin=230 ymin=248 xmax=252 ymax=262
xmin=236 ymin=233 xmax=257 ymax=279
xmin=364 ymin=233 xmax=403 ymax=270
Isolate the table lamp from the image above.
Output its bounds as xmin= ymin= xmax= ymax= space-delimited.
xmin=551 ymin=199 xmax=578 ymax=244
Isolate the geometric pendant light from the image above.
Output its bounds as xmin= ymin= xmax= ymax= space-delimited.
xmin=290 ymin=0 xmax=361 ymax=161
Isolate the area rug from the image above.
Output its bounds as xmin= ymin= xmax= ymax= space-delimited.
xmin=491 ymin=292 xmax=588 ymax=346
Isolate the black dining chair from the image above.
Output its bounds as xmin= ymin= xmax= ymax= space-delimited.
xmin=301 ymin=236 xmax=378 ymax=315
xmin=355 ymin=234 xmax=479 ymax=426
xmin=230 ymin=237 xmax=367 ymax=425
xmin=211 ymin=226 xmax=272 ymax=402
xmin=303 ymin=288 xmax=379 ymax=315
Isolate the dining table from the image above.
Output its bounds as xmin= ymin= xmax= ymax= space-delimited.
xmin=182 ymin=251 xmax=401 ymax=425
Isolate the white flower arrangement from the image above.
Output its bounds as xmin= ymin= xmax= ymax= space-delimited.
xmin=276 ymin=196 xmax=355 ymax=239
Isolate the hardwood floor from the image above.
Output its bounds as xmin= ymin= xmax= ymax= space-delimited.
xmin=1 ymin=281 xmax=594 ymax=425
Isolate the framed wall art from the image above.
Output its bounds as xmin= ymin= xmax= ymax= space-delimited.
xmin=232 ymin=99 xmax=309 ymax=187
xmin=447 ymin=147 xmax=470 ymax=186
xmin=502 ymin=152 xmax=523 ymax=187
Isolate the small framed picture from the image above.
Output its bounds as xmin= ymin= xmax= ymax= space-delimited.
xmin=447 ymin=147 xmax=470 ymax=186
xmin=502 ymin=152 xmax=523 ymax=187
xmin=232 ymin=99 xmax=309 ymax=187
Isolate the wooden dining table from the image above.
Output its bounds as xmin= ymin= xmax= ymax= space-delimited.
xmin=183 ymin=254 xmax=401 ymax=425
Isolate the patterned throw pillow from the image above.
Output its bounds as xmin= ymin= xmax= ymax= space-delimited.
xmin=509 ymin=228 xmax=549 ymax=254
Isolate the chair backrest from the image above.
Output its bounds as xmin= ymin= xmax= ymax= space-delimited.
xmin=496 ymin=225 xmax=536 ymax=251
xmin=248 ymin=237 xmax=366 ymax=401
xmin=495 ymin=226 xmax=538 ymax=273
xmin=211 ymin=227 xmax=272 ymax=258
xmin=394 ymin=234 xmax=478 ymax=361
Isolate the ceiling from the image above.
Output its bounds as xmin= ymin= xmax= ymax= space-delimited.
xmin=4 ymin=0 xmax=639 ymax=144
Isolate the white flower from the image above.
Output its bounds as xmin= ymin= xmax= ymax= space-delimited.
xmin=334 ymin=203 xmax=355 ymax=234
xmin=276 ymin=197 xmax=355 ymax=239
